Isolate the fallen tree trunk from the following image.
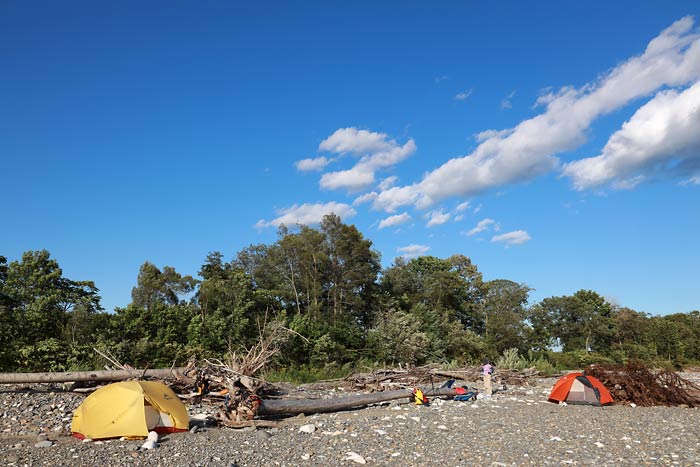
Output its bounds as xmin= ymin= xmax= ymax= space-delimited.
xmin=258 ymin=387 xmax=458 ymax=416
xmin=0 ymin=368 xmax=188 ymax=385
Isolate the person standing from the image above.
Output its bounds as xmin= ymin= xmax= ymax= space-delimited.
xmin=482 ymin=360 xmax=494 ymax=396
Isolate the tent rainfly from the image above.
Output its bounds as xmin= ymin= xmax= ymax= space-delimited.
xmin=548 ymin=372 xmax=613 ymax=406
xmin=71 ymin=381 xmax=189 ymax=439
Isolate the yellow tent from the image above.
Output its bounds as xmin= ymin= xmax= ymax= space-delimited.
xmin=71 ymin=381 xmax=188 ymax=439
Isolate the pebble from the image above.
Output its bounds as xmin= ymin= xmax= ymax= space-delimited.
xmin=298 ymin=424 xmax=316 ymax=433
xmin=345 ymin=451 xmax=366 ymax=464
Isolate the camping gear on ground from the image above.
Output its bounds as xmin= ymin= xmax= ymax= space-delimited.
xmin=548 ymin=372 xmax=613 ymax=406
xmin=411 ymin=387 xmax=429 ymax=405
xmin=71 ymin=381 xmax=189 ymax=439
xmin=440 ymin=379 xmax=455 ymax=388
xmin=453 ymin=386 xmax=478 ymax=402
xmin=140 ymin=430 xmax=159 ymax=450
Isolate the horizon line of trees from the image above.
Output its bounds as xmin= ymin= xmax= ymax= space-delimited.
xmin=1 ymin=214 xmax=698 ymax=373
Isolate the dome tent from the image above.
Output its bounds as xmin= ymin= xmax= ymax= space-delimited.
xmin=71 ymin=381 xmax=188 ymax=439
xmin=548 ymin=372 xmax=613 ymax=406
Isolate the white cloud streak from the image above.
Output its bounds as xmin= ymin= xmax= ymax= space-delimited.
xmin=371 ymin=17 xmax=700 ymax=212
xmin=467 ymin=218 xmax=497 ymax=236
xmin=455 ymin=89 xmax=473 ymax=100
xmin=318 ymin=128 xmax=417 ymax=192
xmin=397 ymin=244 xmax=430 ymax=258
xmin=378 ymin=176 xmax=398 ymax=191
xmin=501 ymin=90 xmax=516 ymax=109
xmin=426 ymin=210 xmax=451 ymax=227
xmin=491 ymin=230 xmax=531 ymax=246
xmin=256 ymin=202 xmax=356 ymax=228
xmin=352 ymin=192 xmax=378 ymax=206
xmin=682 ymin=175 xmax=700 ymax=185
xmin=455 ymin=201 xmax=470 ymax=212
xmin=320 ymin=167 xmax=375 ymax=191
xmin=378 ymin=212 xmax=412 ymax=229
xmin=319 ymin=128 xmax=392 ymax=154
xmin=563 ymin=81 xmax=700 ymax=190
xmin=295 ymin=156 xmax=331 ymax=171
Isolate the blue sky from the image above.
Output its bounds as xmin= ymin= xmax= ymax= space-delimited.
xmin=2 ymin=1 xmax=699 ymax=316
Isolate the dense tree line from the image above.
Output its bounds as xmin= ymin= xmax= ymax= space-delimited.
xmin=1 ymin=214 xmax=698 ymax=373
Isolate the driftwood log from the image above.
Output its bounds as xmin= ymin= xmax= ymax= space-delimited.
xmin=257 ymin=387 xmax=459 ymax=416
xmin=0 ymin=368 xmax=189 ymax=385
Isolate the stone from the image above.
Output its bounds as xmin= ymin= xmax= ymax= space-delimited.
xmin=345 ymin=452 xmax=366 ymax=464
xmin=34 ymin=440 xmax=53 ymax=448
xmin=299 ymin=424 xmax=316 ymax=434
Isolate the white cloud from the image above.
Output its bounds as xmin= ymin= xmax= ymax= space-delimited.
xmin=474 ymin=128 xmax=511 ymax=143
xmin=372 ymin=185 xmax=421 ymax=212
xmin=562 ymin=81 xmax=700 ymax=190
xmin=612 ymin=176 xmax=645 ymax=190
xmin=295 ymin=156 xmax=331 ymax=171
xmin=455 ymin=89 xmax=473 ymax=100
xmin=378 ymin=175 xmax=398 ymax=191
xmin=371 ymin=17 xmax=700 ymax=211
xmin=682 ymin=175 xmax=700 ymax=185
xmin=455 ymin=201 xmax=470 ymax=212
xmin=256 ymin=202 xmax=356 ymax=228
xmin=319 ymin=127 xmax=392 ymax=154
xmin=318 ymin=128 xmax=417 ymax=192
xmin=397 ymin=244 xmax=430 ymax=258
xmin=491 ymin=230 xmax=531 ymax=246
xmin=435 ymin=75 xmax=450 ymax=84
xmin=454 ymin=214 xmax=464 ymax=222
xmin=353 ymin=192 xmax=378 ymax=206
xmin=320 ymin=166 xmax=375 ymax=191
xmin=360 ymin=139 xmax=417 ymax=170
xmin=378 ymin=212 xmax=412 ymax=229
xmin=467 ymin=218 xmax=497 ymax=236
xmin=501 ymin=90 xmax=516 ymax=109
xmin=426 ymin=210 xmax=451 ymax=227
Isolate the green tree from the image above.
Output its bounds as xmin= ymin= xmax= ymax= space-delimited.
xmin=0 ymin=255 xmax=18 ymax=369
xmin=367 ymin=308 xmax=430 ymax=365
xmin=537 ymin=290 xmax=616 ymax=353
xmin=111 ymin=262 xmax=198 ymax=366
xmin=650 ymin=316 xmax=680 ymax=361
xmin=131 ymin=262 xmax=197 ymax=312
xmin=319 ymin=214 xmax=381 ymax=327
xmin=612 ymin=307 xmax=652 ymax=359
xmin=235 ymin=214 xmax=381 ymax=364
xmin=1 ymin=250 xmax=102 ymax=371
xmin=190 ymin=252 xmax=260 ymax=354
xmin=380 ymin=254 xmax=484 ymax=330
xmin=481 ymin=279 xmax=531 ymax=354
xmin=668 ymin=311 xmax=700 ymax=361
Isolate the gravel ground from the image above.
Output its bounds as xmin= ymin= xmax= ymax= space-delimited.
xmin=2 ymin=379 xmax=700 ymax=467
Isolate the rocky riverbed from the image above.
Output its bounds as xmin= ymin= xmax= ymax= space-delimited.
xmin=1 ymin=378 xmax=700 ymax=467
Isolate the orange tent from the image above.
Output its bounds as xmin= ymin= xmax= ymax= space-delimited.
xmin=548 ymin=372 xmax=613 ymax=406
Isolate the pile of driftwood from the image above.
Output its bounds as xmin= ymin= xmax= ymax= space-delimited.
xmin=587 ymin=362 xmax=700 ymax=407
xmin=343 ymin=365 xmax=540 ymax=391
